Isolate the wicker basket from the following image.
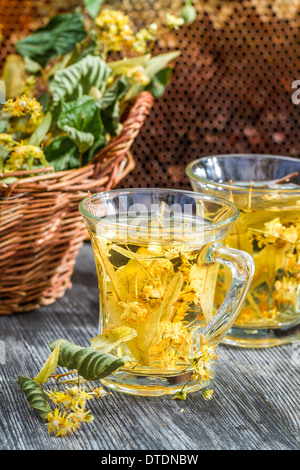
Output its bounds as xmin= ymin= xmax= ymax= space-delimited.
xmin=0 ymin=91 xmax=154 ymax=314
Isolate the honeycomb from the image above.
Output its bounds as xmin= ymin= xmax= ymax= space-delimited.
xmin=1 ymin=1 xmax=299 ymax=189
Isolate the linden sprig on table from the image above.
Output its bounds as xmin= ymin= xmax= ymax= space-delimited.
xmin=18 ymin=328 xmax=135 ymax=437
xmin=19 ymin=327 xmax=216 ymax=437
xmin=0 ymin=0 xmax=187 ymax=183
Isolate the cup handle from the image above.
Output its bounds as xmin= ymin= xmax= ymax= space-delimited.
xmin=201 ymin=243 xmax=255 ymax=347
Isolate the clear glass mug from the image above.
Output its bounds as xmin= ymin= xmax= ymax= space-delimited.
xmin=79 ymin=189 xmax=254 ymax=396
xmin=186 ymin=154 xmax=300 ymax=348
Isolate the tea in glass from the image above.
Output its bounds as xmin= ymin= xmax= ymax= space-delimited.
xmin=187 ymin=154 xmax=300 ymax=347
xmin=80 ymin=189 xmax=254 ymax=395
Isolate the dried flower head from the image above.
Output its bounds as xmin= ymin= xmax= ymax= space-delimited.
xmin=95 ymin=9 xmax=135 ymax=52
xmin=165 ymin=13 xmax=185 ymax=29
xmin=4 ymin=143 xmax=47 ymax=172
xmin=203 ymin=389 xmax=214 ymax=400
xmin=119 ymin=301 xmax=148 ymax=322
xmin=4 ymin=95 xmax=42 ymax=120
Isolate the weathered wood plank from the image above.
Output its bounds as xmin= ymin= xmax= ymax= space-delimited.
xmin=0 ymin=242 xmax=299 ymax=450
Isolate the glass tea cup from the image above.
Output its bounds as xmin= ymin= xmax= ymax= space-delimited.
xmin=186 ymin=154 xmax=300 ymax=348
xmin=79 ymin=188 xmax=254 ymax=396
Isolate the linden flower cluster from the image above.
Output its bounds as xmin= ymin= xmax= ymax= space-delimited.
xmin=190 ymin=345 xmax=218 ymax=384
xmin=173 ymin=344 xmax=218 ymax=400
xmin=0 ymin=95 xmax=47 ymax=173
xmin=274 ymin=277 xmax=298 ymax=305
xmin=45 ymin=385 xmax=107 ymax=437
xmin=0 ymin=133 xmax=47 ymax=173
xmin=263 ymin=217 xmax=299 ymax=244
xmin=119 ymin=301 xmax=148 ymax=322
xmin=3 ymin=95 xmax=42 ymax=121
xmin=125 ymin=66 xmax=150 ymax=86
xmin=95 ymin=9 xmax=157 ymax=55
xmin=165 ymin=13 xmax=185 ymax=29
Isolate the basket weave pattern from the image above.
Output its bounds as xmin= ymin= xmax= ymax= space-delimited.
xmin=0 ymin=91 xmax=153 ymax=314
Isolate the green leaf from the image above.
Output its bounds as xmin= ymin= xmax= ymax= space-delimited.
xmin=49 ymin=339 xmax=124 ymax=381
xmin=34 ymin=340 xmax=62 ymax=385
xmin=28 ymin=112 xmax=52 ymax=147
xmin=145 ymin=66 xmax=173 ymax=98
xmin=57 ymin=95 xmax=103 ymax=153
xmin=62 ymin=126 xmax=94 ymax=154
xmin=90 ymin=327 xmax=137 ymax=353
xmin=44 ymin=137 xmax=79 ymax=171
xmin=24 ymin=56 xmax=42 ymax=74
xmin=84 ymin=134 xmax=106 ymax=165
xmin=97 ymin=77 xmax=129 ymax=110
xmin=84 ymin=0 xmax=104 ymax=18
xmin=96 ymin=77 xmax=129 ymax=136
xmin=18 ymin=376 xmax=51 ymax=421
xmin=37 ymin=92 xmax=51 ymax=113
xmin=16 ymin=12 xmax=87 ymax=67
xmin=49 ymin=55 xmax=111 ymax=104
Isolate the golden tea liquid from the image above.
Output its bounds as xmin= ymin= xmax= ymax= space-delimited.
xmin=89 ymin=213 xmax=219 ymax=373
xmin=220 ymin=196 xmax=300 ymax=329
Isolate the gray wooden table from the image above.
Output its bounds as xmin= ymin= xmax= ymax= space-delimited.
xmin=1 ymin=242 xmax=299 ymax=451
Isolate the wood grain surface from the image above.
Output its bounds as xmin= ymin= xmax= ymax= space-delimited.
xmin=0 ymin=242 xmax=299 ymax=451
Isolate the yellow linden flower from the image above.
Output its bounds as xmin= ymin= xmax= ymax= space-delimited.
xmin=141 ymin=283 xmax=165 ymax=300
xmin=165 ymin=13 xmax=185 ymax=29
xmin=46 ymin=409 xmax=75 ymax=437
xmin=91 ymin=386 xmax=108 ymax=398
xmin=119 ymin=300 xmax=148 ymax=322
xmin=4 ymin=143 xmax=46 ymax=172
xmin=264 ymin=217 xmax=283 ymax=239
xmin=0 ymin=133 xmax=12 ymax=143
xmin=46 ymin=389 xmax=72 ymax=407
xmin=46 ymin=385 xmax=95 ymax=411
xmin=263 ymin=218 xmax=298 ymax=244
xmin=4 ymin=145 xmax=28 ymax=172
xmin=0 ymin=134 xmax=14 ymax=154
xmin=132 ymin=26 xmax=157 ymax=54
xmin=203 ymin=389 xmax=214 ymax=400
xmin=274 ymin=276 xmax=298 ymax=305
xmin=95 ymin=9 xmax=135 ymax=52
xmin=281 ymin=225 xmax=298 ymax=244
xmin=126 ymin=66 xmax=150 ymax=85
xmin=8 ymin=111 xmax=44 ymax=137
xmin=4 ymin=95 xmax=42 ymax=120
xmin=68 ymin=407 xmax=94 ymax=429
xmin=190 ymin=345 xmax=218 ymax=384
xmin=163 ymin=321 xmax=189 ymax=345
